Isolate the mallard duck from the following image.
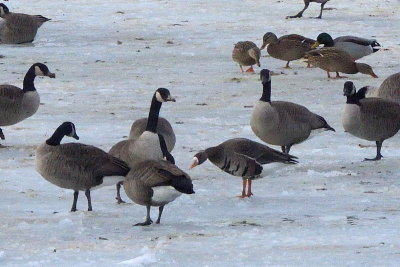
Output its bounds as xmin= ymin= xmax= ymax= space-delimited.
xmin=260 ymin=32 xmax=315 ymax=68
xmin=304 ymin=47 xmax=378 ymax=79
xmin=232 ymin=41 xmax=261 ymax=73
xmin=287 ymin=0 xmax=330 ymax=19
xmin=0 ymin=3 xmax=50 ymax=44
xmin=342 ymin=81 xmax=400 ymax=161
xmin=312 ymin=33 xmax=381 ymax=60
xmin=190 ymin=138 xmax=297 ymax=198
xmin=377 ymin=72 xmax=400 ymax=103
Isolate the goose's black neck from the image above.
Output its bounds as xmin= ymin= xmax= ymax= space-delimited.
xmin=346 ymin=94 xmax=361 ymax=106
xmin=23 ymin=67 xmax=37 ymax=92
xmin=46 ymin=126 xmax=67 ymax=146
xmin=260 ymin=81 xmax=271 ymax=102
xmin=145 ymin=93 xmax=162 ymax=133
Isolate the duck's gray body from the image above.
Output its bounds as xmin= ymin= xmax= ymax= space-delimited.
xmin=333 ymin=36 xmax=379 ymax=60
xmin=35 ymin=142 xmax=129 ymax=191
xmin=0 ymin=85 xmax=39 ymax=126
xmin=129 ymin=117 xmax=175 ymax=152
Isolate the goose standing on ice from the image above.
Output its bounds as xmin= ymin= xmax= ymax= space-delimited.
xmin=190 ymin=138 xmax=297 ymax=198
xmin=250 ymin=69 xmax=335 ymax=154
xmin=35 ymin=122 xmax=130 ymax=211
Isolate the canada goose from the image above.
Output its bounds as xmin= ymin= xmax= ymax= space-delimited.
xmin=260 ymin=33 xmax=315 ymax=68
xmin=109 ymin=88 xmax=176 ymax=203
xmin=0 ymin=3 xmax=50 ymax=44
xmin=232 ymin=41 xmax=261 ymax=73
xmin=129 ymin=117 xmax=175 ymax=152
xmin=342 ymin=81 xmax=400 ymax=161
xmin=190 ymin=138 xmax=297 ymax=198
xmin=124 ymin=160 xmax=194 ymax=226
xmin=0 ymin=63 xmax=55 ymax=143
xmin=311 ymin=33 xmax=380 ymax=60
xmin=35 ymin=122 xmax=130 ymax=211
xmin=250 ymin=69 xmax=335 ymax=154
xmin=304 ymin=47 xmax=378 ymax=79
xmin=377 ymin=72 xmax=400 ymax=103
xmin=287 ymin=0 xmax=330 ymax=19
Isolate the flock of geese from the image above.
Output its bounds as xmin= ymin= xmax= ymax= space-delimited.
xmin=1 ymin=3 xmax=400 ymax=226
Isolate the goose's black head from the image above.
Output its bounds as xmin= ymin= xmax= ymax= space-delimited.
xmin=46 ymin=122 xmax=79 ymax=146
xmin=0 ymin=4 xmax=9 ymax=17
xmin=32 ymin=63 xmax=56 ymax=78
xmin=312 ymin=32 xmax=334 ymax=48
xmin=190 ymin=151 xmax=208 ymax=169
xmin=155 ymin=88 xmax=176 ymax=103
xmin=260 ymin=69 xmax=271 ymax=85
xmin=343 ymin=81 xmax=356 ymax=97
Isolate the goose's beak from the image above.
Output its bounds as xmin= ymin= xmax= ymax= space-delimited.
xmin=73 ymin=133 xmax=79 ymax=140
xmin=311 ymin=41 xmax=320 ymax=49
xmin=47 ymin=72 xmax=56 ymax=78
xmin=167 ymin=95 xmax=176 ymax=102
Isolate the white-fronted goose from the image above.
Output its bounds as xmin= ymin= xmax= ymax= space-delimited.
xmin=0 ymin=63 xmax=55 ymax=143
xmin=0 ymin=3 xmax=50 ymax=44
xmin=35 ymin=122 xmax=130 ymax=211
xmin=251 ymin=69 xmax=335 ymax=154
xmin=124 ymin=160 xmax=194 ymax=226
xmin=342 ymin=81 xmax=400 ymax=161
xmin=190 ymin=138 xmax=297 ymax=198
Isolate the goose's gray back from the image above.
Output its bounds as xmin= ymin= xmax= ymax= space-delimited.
xmin=377 ymin=72 xmax=400 ymax=102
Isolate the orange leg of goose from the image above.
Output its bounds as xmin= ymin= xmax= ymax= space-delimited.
xmin=245 ymin=66 xmax=255 ymax=73
xmin=246 ymin=179 xmax=253 ymax=197
xmin=285 ymin=61 xmax=291 ymax=69
xmin=237 ymin=180 xmax=247 ymax=198
xmin=326 ymin=70 xmax=332 ymax=79
xmin=335 ymin=72 xmax=347 ymax=79
xmin=307 ymin=62 xmax=311 ymax=68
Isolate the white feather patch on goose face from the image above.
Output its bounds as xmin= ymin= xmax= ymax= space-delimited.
xmin=155 ymin=91 xmax=164 ymax=102
xmin=35 ymin=66 xmax=45 ymax=76
xmin=67 ymin=124 xmax=76 ymax=138
xmin=0 ymin=7 xmax=5 ymax=17
xmin=151 ymin=186 xmax=182 ymax=204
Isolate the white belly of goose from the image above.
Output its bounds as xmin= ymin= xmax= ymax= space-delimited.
xmin=342 ymin=104 xmax=361 ymax=135
xmin=151 ymin=186 xmax=182 ymax=205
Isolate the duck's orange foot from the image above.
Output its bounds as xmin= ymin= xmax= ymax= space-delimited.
xmin=245 ymin=66 xmax=255 ymax=73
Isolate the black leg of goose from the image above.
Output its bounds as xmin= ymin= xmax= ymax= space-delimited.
xmin=316 ymin=2 xmax=327 ymax=19
xmin=135 ymin=205 xmax=153 ymax=226
xmin=85 ymin=189 xmax=92 ymax=211
xmin=364 ymin=141 xmax=383 ymax=161
xmin=286 ymin=2 xmax=308 ymax=18
xmin=115 ymin=181 xmax=126 ymax=204
xmin=155 ymin=205 xmax=164 ymax=224
xmin=0 ymin=128 xmax=5 ymax=140
xmin=71 ymin=191 xmax=79 ymax=212
xmin=285 ymin=145 xmax=292 ymax=154
xmin=281 ymin=146 xmax=286 ymax=154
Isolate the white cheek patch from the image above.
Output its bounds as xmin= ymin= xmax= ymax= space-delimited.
xmin=68 ymin=126 xmax=76 ymax=138
xmin=35 ymin=66 xmax=45 ymax=76
xmin=0 ymin=8 xmax=4 ymax=17
xmin=155 ymin=91 xmax=164 ymax=102
xmin=192 ymin=157 xmax=199 ymax=165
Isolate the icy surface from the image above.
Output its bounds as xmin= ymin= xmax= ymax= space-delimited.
xmin=1 ymin=0 xmax=400 ymax=266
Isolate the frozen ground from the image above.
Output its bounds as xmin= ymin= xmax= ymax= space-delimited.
xmin=1 ymin=0 xmax=400 ymax=266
